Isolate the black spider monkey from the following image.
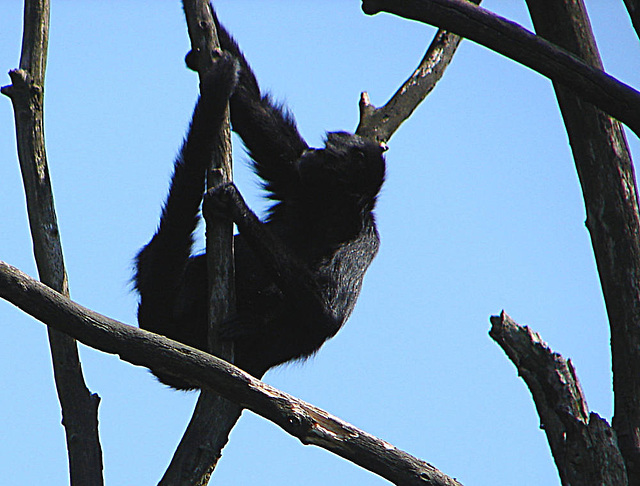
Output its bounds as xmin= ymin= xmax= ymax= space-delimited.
xmin=134 ymin=12 xmax=386 ymax=390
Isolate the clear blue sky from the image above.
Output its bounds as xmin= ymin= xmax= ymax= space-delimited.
xmin=1 ymin=1 xmax=638 ymax=485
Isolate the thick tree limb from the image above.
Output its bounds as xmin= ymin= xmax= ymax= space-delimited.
xmin=159 ymin=1 xmax=238 ymax=485
xmin=0 ymin=260 xmax=461 ymax=486
xmin=356 ymin=0 xmax=481 ymax=143
xmin=523 ymin=1 xmax=640 ymax=482
xmin=361 ymin=0 xmax=640 ymax=138
xmin=1 ymin=1 xmax=103 ymax=484
xmin=490 ymin=312 xmax=627 ymax=485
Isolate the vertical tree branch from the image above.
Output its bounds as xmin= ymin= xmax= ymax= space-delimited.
xmin=0 ymin=0 xmax=103 ymax=484
xmin=524 ymin=0 xmax=640 ymax=481
xmin=160 ymin=1 xmax=238 ymax=484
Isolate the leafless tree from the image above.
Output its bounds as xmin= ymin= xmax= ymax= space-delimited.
xmin=2 ymin=0 xmax=639 ymax=485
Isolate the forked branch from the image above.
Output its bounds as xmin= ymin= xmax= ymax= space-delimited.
xmin=356 ymin=0 xmax=481 ymax=143
xmin=356 ymin=29 xmax=462 ymax=143
xmin=361 ymin=0 xmax=640 ymax=138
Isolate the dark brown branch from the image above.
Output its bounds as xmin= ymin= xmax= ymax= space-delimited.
xmin=524 ymin=0 xmax=640 ymax=481
xmin=356 ymin=29 xmax=462 ymax=143
xmin=160 ymin=1 xmax=238 ymax=485
xmin=624 ymin=0 xmax=640 ymax=40
xmin=356 ymin=0 xmax=481 ymax=143
xmin=490 ymin=312 xmax=627 ymax=485
xmin=0 ymin=260 xmax=462 ymax=486
xmin=1 ymin=1 xmax=103 ymax=483
xmin=181 ymin=1 xmax=234 ymax=362
xmin=361 ymin=0 xmax=640 ymax=138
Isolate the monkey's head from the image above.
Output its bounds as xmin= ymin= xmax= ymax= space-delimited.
xmin=296 ymin=132 xmax=386 ymax=209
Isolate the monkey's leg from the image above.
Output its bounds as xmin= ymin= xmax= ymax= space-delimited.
xmin=204 ymin=182 xmax=340 ymax=335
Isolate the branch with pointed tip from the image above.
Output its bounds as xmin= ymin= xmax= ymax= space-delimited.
xmin=361 ymin=0 xmax=640 ymax=138
xmin=357 ymin=0 xmax=482 ymax=143
xmin=490 ymin=312 xmax=627 ymax=485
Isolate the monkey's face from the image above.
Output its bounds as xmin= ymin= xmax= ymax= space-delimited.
xmin=297 ymin=132 xmax=386 ymax=204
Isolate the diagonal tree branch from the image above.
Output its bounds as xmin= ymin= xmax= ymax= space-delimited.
xmin=356 ymin=29 xmax=463 ymax=144
xmin=490 ymin=312 xmax=627 ymax=485
xmin=361 ymin=0 xmax=640 ymax=138
xmin=0 ymin=260 xmax=462 ymax=486
xmin=356 ymin=0 xmax=481 ymax=143
xmin=1 ymin=1 xmax=103 ymax=483
xmin=623 ymin=0 xmax=640 ymax=40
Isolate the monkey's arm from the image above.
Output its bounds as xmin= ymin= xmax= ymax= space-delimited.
xmin=204 ymin=10 xmax=309 ymax=196
xmin=204 ymin=182 xmax=341 ymax=335
xmin=134 ymin=54 xmax=238 ymax=338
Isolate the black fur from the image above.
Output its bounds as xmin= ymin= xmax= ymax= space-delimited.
xmin=134 ymin=16 xmax=385 ymax=389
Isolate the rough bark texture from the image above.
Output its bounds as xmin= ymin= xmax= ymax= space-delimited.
xmin=490 ymin=312 xmax=627 ymax=485
xmin=361 ymin=0 xmax=640 ymax=137
xmin=524 ymin=1 xmax=640 ymax=482
xmin=0 ymin=260 xmax=462 ymax=486
xmin=356 ymin=28 xmax=463 ymax=143
xmin=159 ymin=1 xmax=238 ymax=485
xmin=1 ymin=1 xmax=103 ymax=484
xmin=356 ymin=0 xmax=481 ymax=144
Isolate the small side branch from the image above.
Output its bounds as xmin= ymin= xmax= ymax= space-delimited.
xmin=356 ymin=29 xmax=463 ymax=143
xmin=0 ymin=260 xmax=462 ymax=486
xmin=490 ymin=312 xmax=627 ymax=485
xmin=1 ymin=1 xmax=103 ymax=483
xmin=356 ymin=1 xmax=481 ymax=143
xmin=361 ymin=0 xmax=640 ymax=138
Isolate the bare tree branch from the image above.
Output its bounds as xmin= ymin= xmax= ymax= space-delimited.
xmin=356 ymin=0 xmax=481 ymax=143
xmin=0 ymin=260 xmax=462 ymax=486
xmin=624 ymin=0 xmax=640 ymax=40
xmin=490 ymin=312 xmax=627 ymax=485
xmin=523 ymin=1 xmax=640 ymax=481
xmin=356 ymin=29 xmax=463 ymax=143
xmin=361 ymin=0 xmax=640 ymax=138
xmin=160 ymin=1 xmax=238 ymax=484
xmin=1 ymin=1 xmax=103 ymax=483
